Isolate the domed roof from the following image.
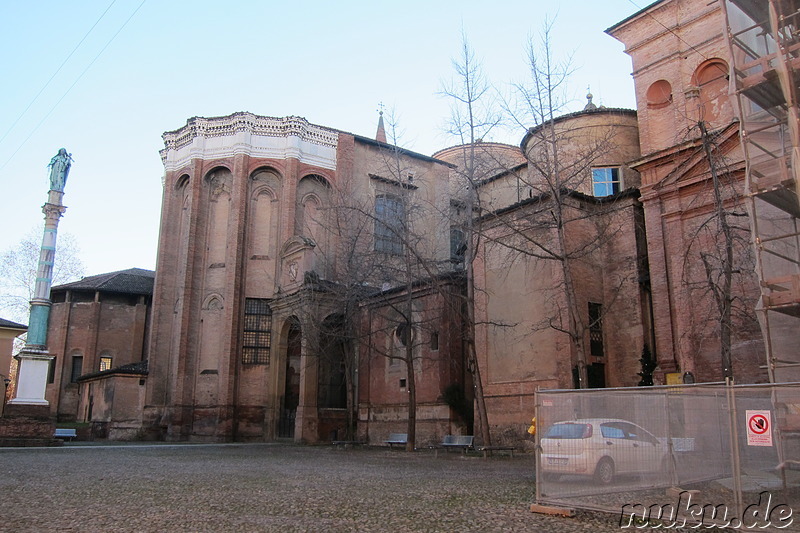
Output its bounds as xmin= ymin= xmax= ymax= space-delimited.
xmin=433 ymin=141 xmax=526 ymax=180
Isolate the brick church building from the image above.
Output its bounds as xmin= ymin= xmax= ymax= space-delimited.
xmin=40 ymin=0 xmax=788 ymax=447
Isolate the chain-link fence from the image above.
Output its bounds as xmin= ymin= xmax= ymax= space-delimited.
xmin=534 ymin=382 xmax=800 ymax=529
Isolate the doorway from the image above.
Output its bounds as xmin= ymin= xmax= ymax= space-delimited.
xmin=278 ymin=320 xmax=301 ymax=438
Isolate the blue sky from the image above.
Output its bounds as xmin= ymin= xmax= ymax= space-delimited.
xmin=0 ymin=1 xmax=645 ymax=277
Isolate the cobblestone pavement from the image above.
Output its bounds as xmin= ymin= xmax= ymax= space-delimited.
xmin=0 ymin=443 xmax=655 ymax=532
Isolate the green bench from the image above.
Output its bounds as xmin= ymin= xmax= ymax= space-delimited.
xmin=54 ymin=428 xmax=77 ymax=441
xmin=385 ymin=433 xmax=408 ymax=449
xmin=431 ymin=435 xmax=474 ymax=456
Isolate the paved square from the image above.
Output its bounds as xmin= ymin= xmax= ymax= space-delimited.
xmin=1 ymin=443 xmax=626 ymax=532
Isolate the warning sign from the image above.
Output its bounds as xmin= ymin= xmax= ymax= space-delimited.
xmin=746 ymin=410 xmax=772 ymax=447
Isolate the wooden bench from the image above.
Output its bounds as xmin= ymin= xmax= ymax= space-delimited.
xmin=54 ymin=428 xmax=77 ymax=441
xmin=384 ymin=433 xmax=408 ymax=449
xmin=432 ymin=435 xmax=474 ymax=456
xmin=478 ymin=446 xmax=515 ymax=459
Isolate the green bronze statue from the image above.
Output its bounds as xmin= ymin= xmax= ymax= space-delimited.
xmin=48 ymin=148 xmax=72 ymax=192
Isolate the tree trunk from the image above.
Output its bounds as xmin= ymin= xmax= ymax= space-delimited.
xmin=700 ymin=121 xmax=734 ymax=379
xmin=465 ymin=180 xmax=491 ymax=446
xmin=405 ymin=336 xmax=416 ymax=451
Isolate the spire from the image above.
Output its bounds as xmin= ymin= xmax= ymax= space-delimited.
xmin=584 ymin=86 xmax=597 ymax=111
xmin=376 ymin=103 xmax=387 ymax=143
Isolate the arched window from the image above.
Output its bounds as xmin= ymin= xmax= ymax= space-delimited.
xmin=395 ymin=324 xmax=413 ymax=347
xmin=204 ymin=168 xmax=232 ymax=267
xmin=374 ymin=194 xmax=404 ymax=254
xmin=646 ymin=80 xmax=672 ymax=108
xmin=296 ymin=174 xmax=330 ymax=238
xmin=693 ymin=59 xmax=730 ymax=125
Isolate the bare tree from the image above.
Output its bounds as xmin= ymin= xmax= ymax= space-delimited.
xmin=295 ymin=170 xmax=378 ymax=441
xmin=476 ymin=19 xmax=637 ymax=389
xmin=302 ymin=112 xmax=455 ymax=449
xmin=680 ymin=121 xmax=758 ymax=380
xmin=440 ymin=32 xmax=503 ymax=445
xmin=0 ymin=226 xmax=85 ymax=323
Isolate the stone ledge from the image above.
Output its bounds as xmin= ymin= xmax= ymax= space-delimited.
xmin=0 ymin=411 xmax=57 ymax=447
xmin=0 ymin=437 xmax=61 ymax=447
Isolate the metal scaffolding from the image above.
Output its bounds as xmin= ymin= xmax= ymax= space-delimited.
xmin=723 ymin=0 xmax=800 ymax=382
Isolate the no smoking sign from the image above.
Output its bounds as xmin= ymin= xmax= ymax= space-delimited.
xmin=746 ymin=410 xmax=773 ymax=446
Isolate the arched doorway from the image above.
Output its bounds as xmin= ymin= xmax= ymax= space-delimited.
xmin=278 ymin=319 xmax=301 ymax=438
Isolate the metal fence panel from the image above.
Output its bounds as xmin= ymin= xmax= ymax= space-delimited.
xmin=535 ymin=383 xmax=800 ymax=530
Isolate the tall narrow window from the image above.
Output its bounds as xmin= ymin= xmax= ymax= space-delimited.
xmin=47 ymin=357 xmax=56 ymax=384
xmin=450 ymin=227 xmax=465 ymax=265
xmin=592 ymin=168 xmax=620 ymax=197
xmin=70 ymin=355 xmax=83 ymax=383
xmin=374 ymin=195 xmax=404 ymax=254
xmin=242 ymin=298 xmax=272 ymax=364
xmin=588 ymin=302 xmax=604 ymax=358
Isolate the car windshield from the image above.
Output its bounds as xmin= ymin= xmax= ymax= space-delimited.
xmin=544 ymin=423 xmax=590 ymax=439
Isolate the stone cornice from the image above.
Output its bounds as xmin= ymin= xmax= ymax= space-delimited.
xmin=160 ymin=113 xmax=339 ymax=172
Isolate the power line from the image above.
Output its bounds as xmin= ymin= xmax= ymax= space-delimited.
xmin=0 ymin=1 xmax=118 ymax=148
xmin=0 ymin=0 xmax=146 ymax=173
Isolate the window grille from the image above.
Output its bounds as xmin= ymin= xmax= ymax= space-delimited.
xmin=243 ymin=298 xmax=271 ymax=364
xmin=589 ymin=302 xmax=605 ymax=358
xmin=99 ymin=356 xmax=113 ymax=372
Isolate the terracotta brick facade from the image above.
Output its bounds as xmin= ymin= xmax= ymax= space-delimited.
xmin=38 ymin=0 xmax=772 ymax=448
xmin=608 ymin=0 xmax=768 ymax=384
xmin=44 ymin=270 xmax=153 ymax=425
xmin=143 ymin=115 xmax=457 ymax=443
xmin=469 ymin=108 xmax=650 ymax=446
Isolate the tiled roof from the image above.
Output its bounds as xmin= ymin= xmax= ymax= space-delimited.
xmin=0 ymin=318 xmax=27 ymax=330
xmin=52 ymin=268 xmax=155 ymax=296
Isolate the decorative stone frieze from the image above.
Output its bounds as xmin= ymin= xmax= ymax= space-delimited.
xmin=160 ymin=113 xmax=339 ymax=172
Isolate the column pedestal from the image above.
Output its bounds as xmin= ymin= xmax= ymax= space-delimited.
xmin=1 ymin=351 xmax=55 ymax=446
xmin=9 ymin=349 xmax=52 ymax=407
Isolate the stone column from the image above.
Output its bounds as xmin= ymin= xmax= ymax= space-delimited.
xmin=2 ymin=151 xmax=71 ymax=443
xmin=9 ymin=194 xmax=66 ymax=411
xmin=294 ymin=322 xmax=318 ymax=443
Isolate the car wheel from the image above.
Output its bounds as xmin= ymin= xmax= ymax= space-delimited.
xmin=594 ymin=457 xmax=614 ymax=484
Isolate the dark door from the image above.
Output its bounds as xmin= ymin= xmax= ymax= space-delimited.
xmin=278 ymin=322 xmax=301 ymax=438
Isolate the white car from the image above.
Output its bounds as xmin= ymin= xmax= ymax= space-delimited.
xmin=540 ymin=418 xmax=670 ymax=484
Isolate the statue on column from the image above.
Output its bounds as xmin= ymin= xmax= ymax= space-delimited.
xmin=48 ymin=148 xmax=72 ymax=192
